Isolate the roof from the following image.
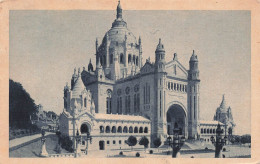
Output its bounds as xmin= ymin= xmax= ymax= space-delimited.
xmin=72 ymin=75 xmax=85 ymax=98
xmin=200 ymin=120 xmax=224 ymax=125
xmin=95 ymin=113 xmax=150 ymax=122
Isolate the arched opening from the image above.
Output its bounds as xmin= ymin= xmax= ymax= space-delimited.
xmin=100 ymin=126 xmax=104 ymax=133
xmin=128 ymin=54 xmax=131 ymax=63
xmin=133 ymin=55 xmax=136 ymax=64
xmin=134 ymin=127 xmax=138 ymax=133
xmin=112 ymin=126 xmax=116 ymax=133
xmin=139 ymin=127 xmax=143 ymax=133
xmin=123 ymin=126 xmax=128 ymax=133
xmin=105 ymin=126 xmax=110 ymax=133
xmin=204 ymin=128 xmax=206 ymax=133
xmin=110 ymin=54 xmax=113 ymax=64
xmin=144 ymin=127 xmax=148 ymax=133
xmin=84 ymin=98 xmax=87 ymax=107
xmin=207 ymin=129 xmax=209 ymax=134
xmin=117 ymin=126 xmax=122 ymax=133
xmin=80 ymin=124 xmax=89 ymax=134
xmin=129 ymin=126 xmax=133 ymax=133
xmin=136 ymin=57 xmax=139 ymax=66
xmin=213 ymin=129 xmax=215 ymax=133
xmin=167 ymin=104 xmax=186 ymax=136
xmin=120 ymin=53 xmax=124 ymax=64
xmin=201 ymin=128 xmax=203 ymax=134
xmin=210 ymin=129 xmax=212 ymax=134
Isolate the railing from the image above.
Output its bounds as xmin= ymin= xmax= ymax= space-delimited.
xmin=48 ymin=153 xmax=76 ymax=158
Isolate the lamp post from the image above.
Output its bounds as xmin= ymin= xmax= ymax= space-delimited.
xmin=83 ymin=132 xmax=92 ymax=155
xmin=74 ymin=129 xmax=81 ymax=157
xmin=167 ymin=123 xmax=185 ymax=158
xmin=210 ymin=123 xmax=227 ymax=158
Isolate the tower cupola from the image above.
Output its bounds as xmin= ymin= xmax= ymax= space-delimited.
xmin=155 ymin=38 xmax=165 ymax=63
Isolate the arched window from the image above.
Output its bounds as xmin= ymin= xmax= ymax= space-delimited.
xmin=106 ymin=89 xmax=112 ymax=114
xmin=103 ymin=55 xmax=106 ymax=66
xmin=129 ymin=126 xmax=133 ymax=133
xmin=105 ymin=126 xmax=110 ymax=133
xmin=120 ymin=53 xmax=124 ymax=64
xmin=112 ymin=126 xmax=116 ymax=133
xmin=133 ymin=55 xmax=136 ymax=64
xmin=213 ymin=129 xmax=215 ymax=133
xmin=201 ymin=128 xmax=203 ymax=134
xmin=100 ymin=126 xmax=104 ymax=133
xmin=110 ymin=54 xmax=113 ymax=64
xmin=210 ymin=129 xmax=212 ymax=134
xmin=134 ymin=127 xmax=138 ymax=133
xmin=123 ymin=126 xmax=128 ymax=133
xmin=174 ymin=83 xmax=176 ymax=90
xmin=207 ymin=129 xmax=209 ymax=134
xmin=144 ymin=127 xmax=148 ymax=133
xmin=136 ymin=57 xmax=139 ymax=66
xmin=117 ymin=126 xmax=122 ymax=133
xmin=84 ymin=98 xmax=87 ymax=107
xmin=171 ymin=83 xmax=173 ymax=90
xmin=139 ymin=127 xmax=143 ymax=133
xmin=128 ymin=54 xmax=132 ymax=63
xmin=168 ymin=82 xmax=170 ymax=89
xmin=204 ymin=128 xmax=206 ymax=133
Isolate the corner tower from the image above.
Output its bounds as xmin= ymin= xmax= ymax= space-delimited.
xmin=187 ymin=50 xmax=200 ymax=139
xmin=153 ymin=38 xmax=167 ymax=141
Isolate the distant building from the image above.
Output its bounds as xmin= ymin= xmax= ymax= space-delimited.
xmin=213 ymin=95 xmax=236 ymax=136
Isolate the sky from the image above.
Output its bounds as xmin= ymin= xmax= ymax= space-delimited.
xmin=9 ymin=9 xmax=251 ymax=135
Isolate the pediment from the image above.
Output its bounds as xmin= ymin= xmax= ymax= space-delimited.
xmin=140 ymin=62 xmax=154 ymax=74
xmin=166 ymin=60 xmax=188 ymax=78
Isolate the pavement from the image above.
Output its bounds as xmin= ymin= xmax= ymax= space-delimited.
xmin=9 ymin=132 xmax=53 ymax=149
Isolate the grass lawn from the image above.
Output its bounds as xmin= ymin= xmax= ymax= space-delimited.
xmin=9 ymin=134 xmax=69 ymax=158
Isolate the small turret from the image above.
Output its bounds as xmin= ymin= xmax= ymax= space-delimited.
xmin=88 ymin=59 xmax=94 ymax=72
xmin=188 ymin=50 xmax=199 ymax=80
xmin=155 ymin=38 xmax=166 ymax=71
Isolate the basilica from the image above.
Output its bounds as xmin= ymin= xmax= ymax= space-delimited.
xmin=59 ymin=1 xmax=229 ymax=152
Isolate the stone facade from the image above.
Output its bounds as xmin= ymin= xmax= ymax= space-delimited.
xmin=59 ymin=1 xmax=202 ymax=151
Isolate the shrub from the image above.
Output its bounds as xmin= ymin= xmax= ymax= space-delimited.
xmin=223 ymin=148 xmax=226 ymax=152
xmin=136 ymin=152 xmax=140 ymax=157
xmin=126 ymin=136 xmax=137 ymax=150
xmin=149 ymin=150 xmax=153 ymax=154
xmin=119 ymin=151 xmax=123 ymax=155
xmin=153 ymin=138 xmax=162 ymax=152
xmin=60 ymin=135 xmax=73 ymax=152
xmin=139 ymin=136 xmax=149 ymax=151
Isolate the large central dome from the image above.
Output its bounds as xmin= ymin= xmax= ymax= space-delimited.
xmin=95 ymin=0 xmax=142 ymax=80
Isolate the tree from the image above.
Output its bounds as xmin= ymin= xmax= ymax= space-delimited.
xmin=139 ymin=136 xmax=149 ymax=152
xmin=153 ymin=137 xmax=162 ymax=152
xmin=9 ymin=79 xmax=37 ymax=129
xmin=126 ymin=136 xmax=137 ymax=150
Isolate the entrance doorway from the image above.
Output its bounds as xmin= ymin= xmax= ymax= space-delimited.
xmin=99 ymin=141 xmax=105 ymax=150
xmin=167 ymin=104 xmax=186 ymax=136
xmin=80 ymin=124 xmax=89 ymax=134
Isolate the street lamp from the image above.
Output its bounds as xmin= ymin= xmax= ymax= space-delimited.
xmin=167 ymin=123 xmax=185 ymax=158
xmin=210 ymin=123 xmax=227 ymax=158
xmin=83 ymin=132 xmax=92 ymax=155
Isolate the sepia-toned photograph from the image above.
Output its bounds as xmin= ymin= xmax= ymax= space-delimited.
xmin=7 ymin=0 xmax=252 ymax=159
